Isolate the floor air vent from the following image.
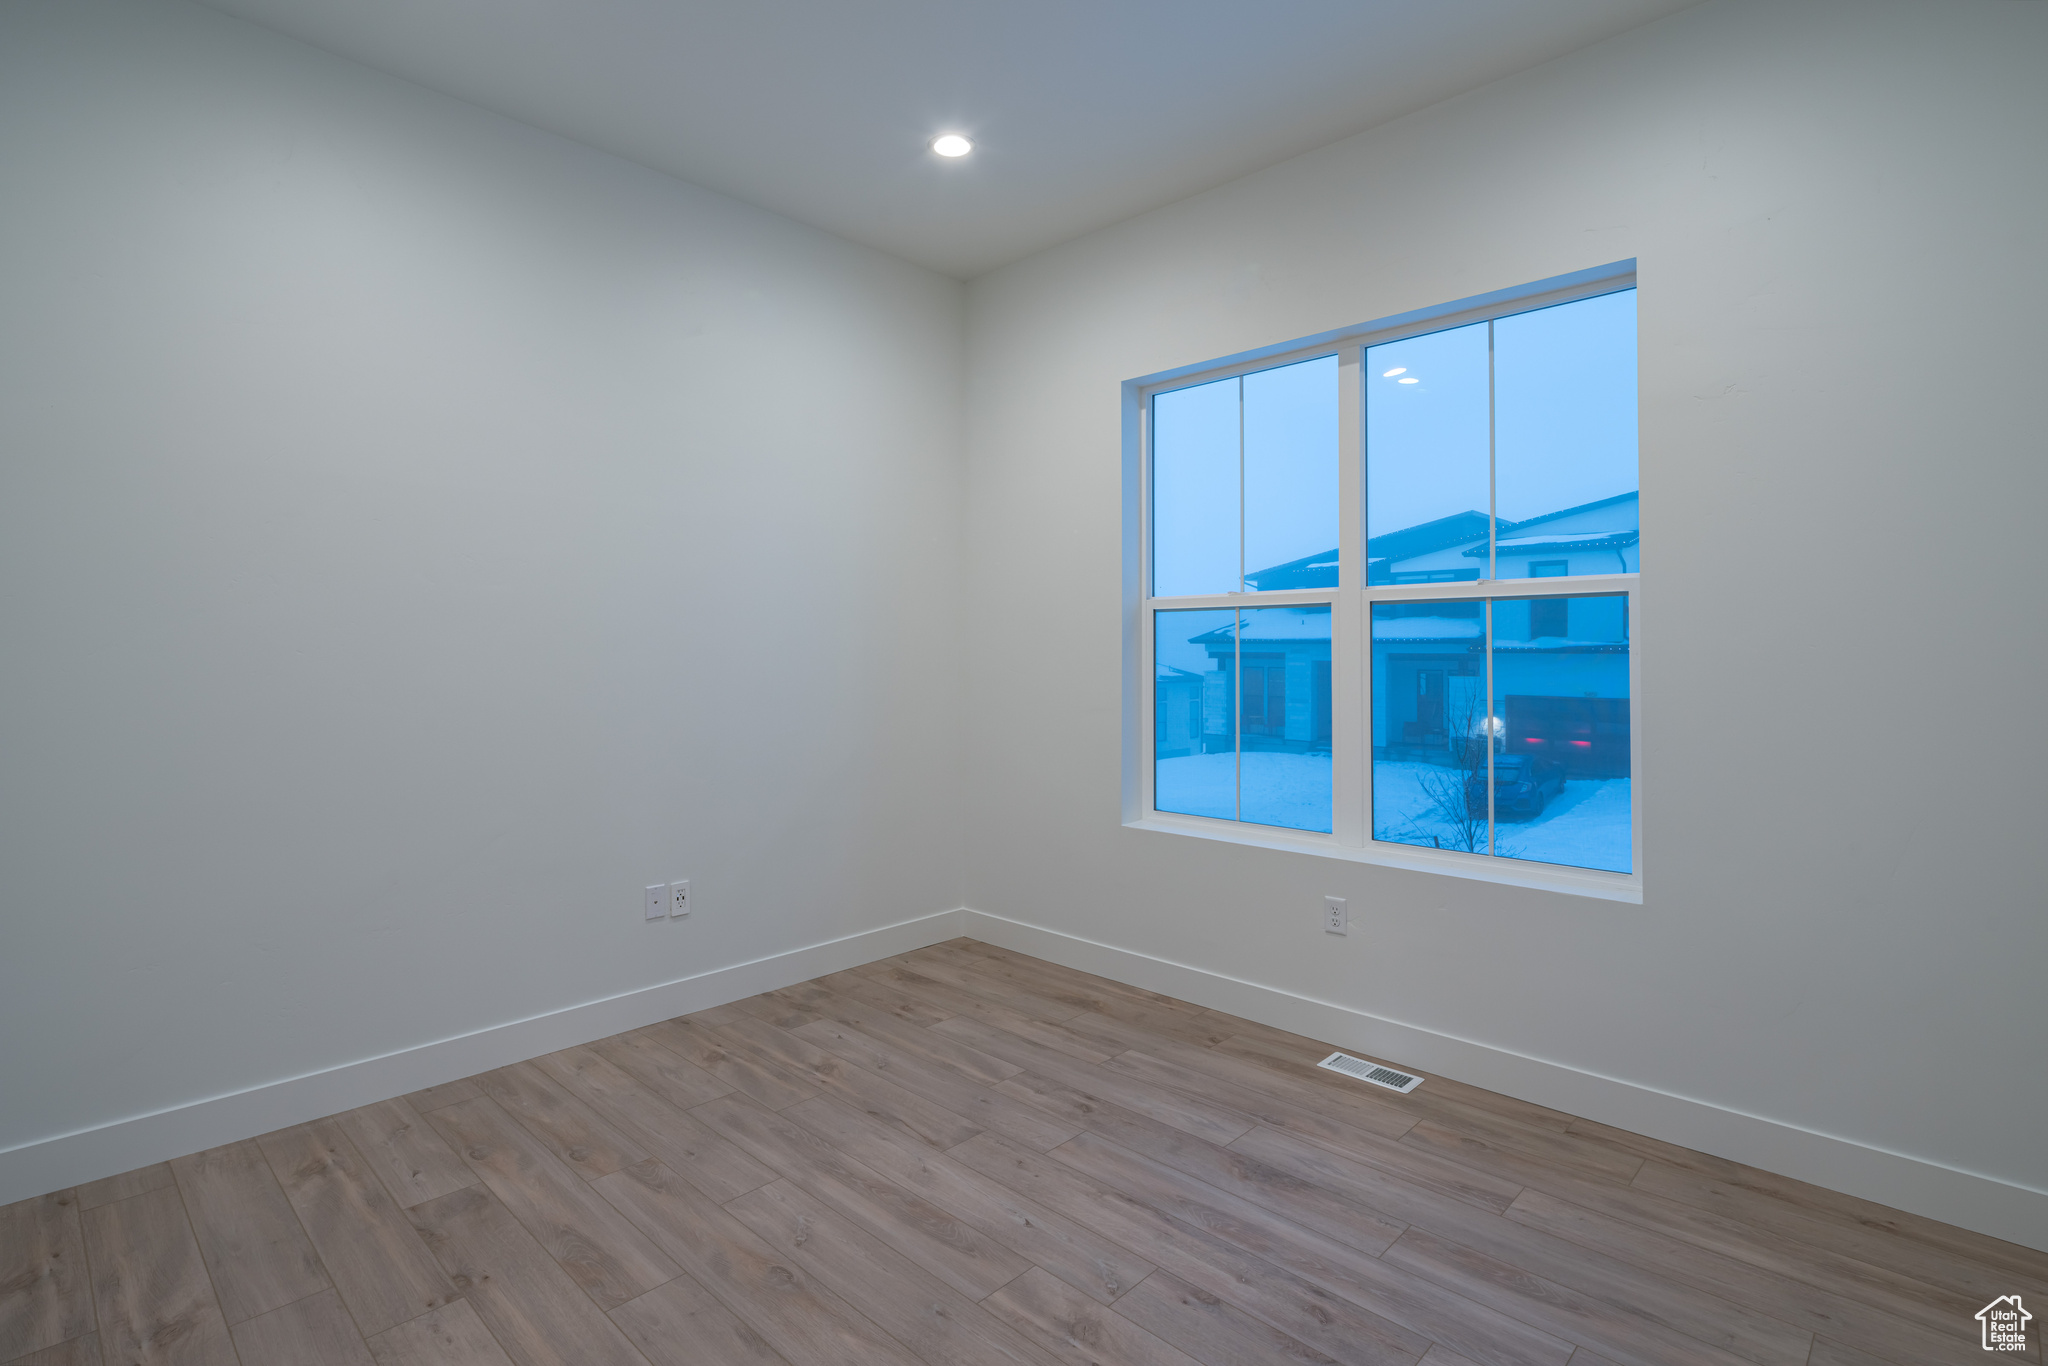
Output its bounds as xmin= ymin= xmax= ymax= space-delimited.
xmin=1317 ymin=1052 xmax=1423 ymax=1093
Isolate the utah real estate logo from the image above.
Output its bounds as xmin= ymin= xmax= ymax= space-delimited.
xmin=1977 ymin=1296 xmax=2031 ymax=1352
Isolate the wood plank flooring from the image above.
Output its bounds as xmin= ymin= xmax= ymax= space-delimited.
xmin=6 ymin=940 xmax=2043 ymax=1366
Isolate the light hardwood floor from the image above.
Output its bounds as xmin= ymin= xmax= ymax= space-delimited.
xmin=5 ymin=939 xmax=2043 ymax=1366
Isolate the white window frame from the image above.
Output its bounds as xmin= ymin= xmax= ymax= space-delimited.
xmin=1122 ymin=261 xmax=1643 ymax=903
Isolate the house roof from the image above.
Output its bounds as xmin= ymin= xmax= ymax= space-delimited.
xmin=1243 ymin=547 xmax=1339 ymax=591
xmin=1464 ymin=529 xmax=1639 ymax=558
xmin=1371 ymin=616 xmax=1483 ymax=643
xmin=1364 ymin=509 xmax=1489 ymax=565
xmin=1188 ymin=610 xmax=1332 ymax=646
xmin=1242 ymin=492 xmax=1640 ymax=580
xmin=1494 ymin=490 xmax=1637 ymax=537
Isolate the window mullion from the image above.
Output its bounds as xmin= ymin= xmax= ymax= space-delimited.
xmin=1232 ymin=609 xmax=1242 ymax=823
xmin=1235 ymin=374 xmax=1244 ymax=821
xmin=1334 ymin=345 xmax=1364 ymax=847
xmin=1487 ymin=317 xmax=1498 ymax=580
xmin=1237 ymin=377 xmax=1246 ymax=593
xmin=1484 ymin=600 xmax=1495 ymax=856
xmin=1485 ymin=321 xmax=1496 ymax=855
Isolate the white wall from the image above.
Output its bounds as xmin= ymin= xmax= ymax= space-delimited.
xmin=962 ymin=0 xmax=2048 ymax=1244
xmin=0 ymin=0 xmax=966 ymax=1187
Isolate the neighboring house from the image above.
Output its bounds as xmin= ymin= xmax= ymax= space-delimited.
xmin=1161 ymin=493 xmax=1633 ymax=773
xmin=1237 ymin=492 xmax=1636 ymax=591
xmin=1366 ymin=599 xmax=1629 ymax=777
xmin=1478 ymin=491 xmax=1639 ymax=580
xmin=1241 ymin=492 xmax=1637 ymax=589
xmin=1369 ymin=491 xmax=1639 ymax=584
xmin=1364 ymin=492 xmax=1633 ymax=774
xmin=1154 ymin=663 xmax=1207 ymax=759
xmin=1163 ymin=609 xmax=1334 ymax=756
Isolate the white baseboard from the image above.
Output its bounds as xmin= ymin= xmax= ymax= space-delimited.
xmin=17 ymin=902 xmax=2041 ymax=1253
xmin=0 ymin=908 xmax=967 ymax=1207
xmin=959 ymin=909 xmax=2048 ymax=1254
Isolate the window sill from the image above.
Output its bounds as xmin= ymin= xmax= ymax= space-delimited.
xmin=1122 ymin=815 xmax=1643 ymax=903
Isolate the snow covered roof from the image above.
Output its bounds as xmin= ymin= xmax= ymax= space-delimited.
xmin=1255 ymin=493 xmax=1643 ymax=580
xmin=1498 ymin=531 xmax=1633 ymax=546
xmin=1243 ymin=547 xmax=1339 ymax=590
xmin=1187 ymin=609 xmax=1331 ymax=646
xmin=1490 ymin=638 xmax=1629 ymax=652
xmin=1364 ymin=509 xmax=1488 ymax=564
xmin=1466 ymin=529 xmax=1638 ymax=558
xmin=1366 ymin=617 xmax=1624 ymax=650
xmin=1371 ymin=616 xmax=1483 ymax=642
xmin=1494 ymin=490 xmax=1638 ymax=537
xmin=1241 ymin=620 xmax=1326 ymax=642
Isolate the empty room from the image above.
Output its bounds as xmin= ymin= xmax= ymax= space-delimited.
xmin=3 ymin=0 xmax=2045 ymax=1363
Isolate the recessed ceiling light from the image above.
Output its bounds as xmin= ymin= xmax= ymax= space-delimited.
xmin=1382 ymin=367 xmax=1407 ymax=377
xmin=931 ymin=134 xmax=973 ymax=158
xmin=1398 ymin=377 xmax=1419 ymax=384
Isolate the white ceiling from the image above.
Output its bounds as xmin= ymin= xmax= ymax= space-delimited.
xmin=196 ymin=0 xmax=1699 ymax=278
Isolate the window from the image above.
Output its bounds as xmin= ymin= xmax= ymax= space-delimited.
xmin=1137 ymin=272 xmax=1639 ymax=892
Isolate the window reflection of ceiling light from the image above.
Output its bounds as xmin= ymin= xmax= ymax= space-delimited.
xmin=1382 ymin=367 xmax=1406 ymax=377
xmin=1398 ymin=377 xmax=1419 ymax=384
xmin=931 ymin=134 xmax=973 ymax=157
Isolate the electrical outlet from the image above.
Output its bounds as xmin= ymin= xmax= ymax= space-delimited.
xmin=644 ymin=885 xmax=668 ymax=921
xmin=669 ymin=880 xmax=690 ymax=918
xmin=1324 ymin=896 xmax=1348 ymax=935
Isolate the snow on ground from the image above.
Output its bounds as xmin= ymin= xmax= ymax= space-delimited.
xmin=1155 ymin=754 xmax=1630 ymax=871
xmin=1371 ymin=760 xmax=1631 ymax=873
xmin=1156 ymin=752 xmax=1331 ymax=833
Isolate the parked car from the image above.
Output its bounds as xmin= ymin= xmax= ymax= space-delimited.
xmin=1465 ymin=754 xmax=1566 ymax=819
